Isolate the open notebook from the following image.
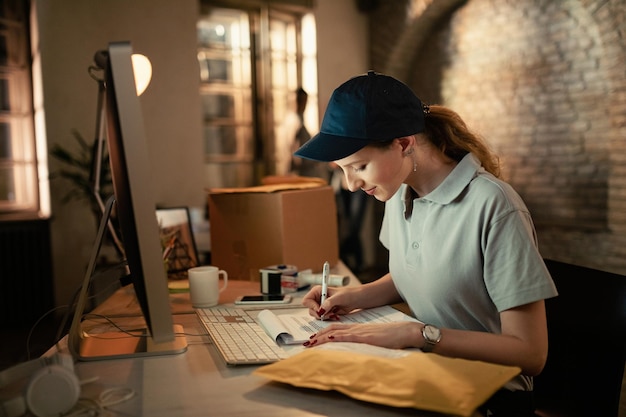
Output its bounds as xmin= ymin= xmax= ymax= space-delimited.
xmin=258 ymin=305 xmax=421 ymax=345
xmin=196 ymin=305 xmax=420 ymax=365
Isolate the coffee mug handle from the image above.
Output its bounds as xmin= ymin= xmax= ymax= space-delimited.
xmin=218 ymin=270 xmax=228 ymax=292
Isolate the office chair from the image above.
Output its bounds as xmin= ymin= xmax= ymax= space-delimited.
xmin=534 ymin=259 xmax=626 ymax=417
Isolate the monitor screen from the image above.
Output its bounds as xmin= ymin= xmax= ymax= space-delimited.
xmin=68 ymin=41 xmax=187 ymax=360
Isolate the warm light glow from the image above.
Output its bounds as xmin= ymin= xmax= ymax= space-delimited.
xmin=131 ymin=53 xmax=152 ymax=95
xmin=301 ymin=13 xmax=318 ymax=134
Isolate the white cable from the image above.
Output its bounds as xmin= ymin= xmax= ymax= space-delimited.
xmin=60 ymin=386 xmax=136 ymax=417
xmin=99 ymin=387 xmax=136 ymax=408
xmin=79 ymin=377 xmax=100 ymax=386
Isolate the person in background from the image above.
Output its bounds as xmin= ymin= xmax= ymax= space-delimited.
xmin=295 ymin=71 xmax=558 ymax=417
xmin=276 ymin=87 xmax=327 ymax=179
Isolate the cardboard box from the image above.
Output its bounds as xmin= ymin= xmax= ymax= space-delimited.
xmin=208 ymin=183 xmax=339 ymax=281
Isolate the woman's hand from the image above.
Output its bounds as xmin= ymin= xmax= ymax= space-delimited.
xmin=303 ymin=321 xmax=422 ymax=349
xmin=301 ymin=273 xmax=401 ymax=320
xmin=301 ymin=285 xmax=359 ymax=320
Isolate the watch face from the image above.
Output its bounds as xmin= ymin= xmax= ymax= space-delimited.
xmin=424 ymin=325 xmax=441 ymax=342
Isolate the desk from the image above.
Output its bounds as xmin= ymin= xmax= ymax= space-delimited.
xmin=58 ymin=262 xmax=482 ymax=417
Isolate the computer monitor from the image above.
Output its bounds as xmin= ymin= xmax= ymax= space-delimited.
xmin=68 ymin=41 xmax=187 ymax=360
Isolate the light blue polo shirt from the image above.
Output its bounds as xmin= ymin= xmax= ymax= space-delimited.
xmin=380 ymin=153 xmax=557 ymax=390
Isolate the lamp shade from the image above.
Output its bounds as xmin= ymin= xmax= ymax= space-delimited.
xmin=131 ymin=54 xmax=152 ymax=96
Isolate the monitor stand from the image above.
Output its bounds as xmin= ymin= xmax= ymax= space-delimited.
xmin=76 ymin=324 xmax=187 ymax=361
xmin=68 ymin=196 xmax=188 ymax=361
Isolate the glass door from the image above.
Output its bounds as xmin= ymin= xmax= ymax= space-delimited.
xmin=197 ymin=8 xmax=254 ymax=188
xmin=197 ymin=3 xmax=317 ymax=188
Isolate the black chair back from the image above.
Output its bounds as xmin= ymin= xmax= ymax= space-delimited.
xmin=534 ymin=259 xmax=626 ymax=417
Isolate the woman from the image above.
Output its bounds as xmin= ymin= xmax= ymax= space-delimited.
xmin=295 ymin=71 xmax=557 ymax=416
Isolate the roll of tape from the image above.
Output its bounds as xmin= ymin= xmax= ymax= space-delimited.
xmin=260 ymin=265 xmax=298 ymax=294
xmin=265 ymin=264 xmax=298 ymax=276
xmin=259 ymin=269 xmax=282 ymax=294
xmin=299 ymin=272 xmax=349 ymax=287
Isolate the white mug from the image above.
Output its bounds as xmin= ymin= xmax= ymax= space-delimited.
xmin=187 ymin=266 xmax=228 ymax=308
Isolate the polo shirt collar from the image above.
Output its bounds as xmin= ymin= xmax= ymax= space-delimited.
xmin=403 ymin=153 xmax=480 ymax=217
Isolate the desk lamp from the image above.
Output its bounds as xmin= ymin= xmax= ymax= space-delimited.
xmin=87 ymin=50 xmax=152 ymax=258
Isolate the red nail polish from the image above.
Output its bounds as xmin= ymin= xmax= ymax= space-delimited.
xmin=309 ymin=333 xmax=316 ymax=339
xmin=310 ymin=339 xmax=318 ymax=346
xmin=328 ymin=335 xmax=335 ymax=340
xmin=317 ymin=308 xmax=326 ymax=316
xmin=302 ymin=341 xmax=311 ymax=347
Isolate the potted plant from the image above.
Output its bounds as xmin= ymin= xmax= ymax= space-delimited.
xmin=50 ymin=129 xmax=123 ymax=258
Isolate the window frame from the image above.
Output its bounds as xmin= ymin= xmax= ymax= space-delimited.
xmin=0 ymin=0 xmax=40 ymax=221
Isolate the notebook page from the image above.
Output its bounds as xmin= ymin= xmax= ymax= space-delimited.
xmin=259 ymin=305 xmax=420 ymax=345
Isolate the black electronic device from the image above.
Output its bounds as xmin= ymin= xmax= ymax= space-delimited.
xmin=234 ymin=294 xmax=292 ymax=305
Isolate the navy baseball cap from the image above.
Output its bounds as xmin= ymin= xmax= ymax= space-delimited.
xmin=294 ymin=71 xmax=425 ymax=162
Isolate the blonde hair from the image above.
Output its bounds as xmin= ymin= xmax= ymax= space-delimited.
xmin=424 ymin=105 xmax=500 ymax=177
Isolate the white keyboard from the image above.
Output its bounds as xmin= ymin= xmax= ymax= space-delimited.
xmin=196 ymin=307 xmax=289 ymax=365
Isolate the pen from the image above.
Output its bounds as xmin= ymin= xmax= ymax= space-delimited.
xmin=320 ymin=261 xmax=329 ymax=320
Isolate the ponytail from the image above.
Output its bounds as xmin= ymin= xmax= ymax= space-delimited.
xmin=424 ymin=105 xmax=500 ymax=177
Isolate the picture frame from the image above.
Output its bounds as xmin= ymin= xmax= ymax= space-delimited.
xmin=156 ymin=207 xmax=199 ymax=279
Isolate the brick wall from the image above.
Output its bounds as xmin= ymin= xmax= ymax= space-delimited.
xmin=368 ymin=0 xmax=626 ymax=274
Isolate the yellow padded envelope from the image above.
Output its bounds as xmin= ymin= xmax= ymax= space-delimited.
xmin=254 ymin=349 xmax=520 ymax=417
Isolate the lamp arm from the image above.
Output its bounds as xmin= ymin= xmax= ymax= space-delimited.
xmin=91 ymin=79 xmax=125 ymax=259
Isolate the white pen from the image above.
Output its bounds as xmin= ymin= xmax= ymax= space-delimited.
xmin=320 ymin=261 xmax=330 ymax=320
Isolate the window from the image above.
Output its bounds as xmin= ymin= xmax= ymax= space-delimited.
xmin=198 ymin=0 xmax=317 ymax=188
xmin=0 ymin=0 xmax=40 ymax=220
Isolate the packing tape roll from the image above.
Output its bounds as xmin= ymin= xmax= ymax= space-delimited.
xmin=260 ymin=265 xmax=298 ymax=294
xmin=299 ymin=273 xmax=349 ymax=287
xmin=265 ymin=264 xmax=298 ymax=276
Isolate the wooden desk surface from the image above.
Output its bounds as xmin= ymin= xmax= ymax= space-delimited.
xmin=67 ymin=262 xmax=481 ymax=417
xmin=91 ymin=279 xmax=262 ymax=318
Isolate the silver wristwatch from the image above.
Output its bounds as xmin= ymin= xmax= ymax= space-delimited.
xmin=421 ymin=324 xmax=442 ymax=352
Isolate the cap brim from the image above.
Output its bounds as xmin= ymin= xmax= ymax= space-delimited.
xmin=294 ymin=132 xmax=370 ymax=162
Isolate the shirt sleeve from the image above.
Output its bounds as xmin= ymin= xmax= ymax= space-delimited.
xmin=483 ymin=208 xmax=558 ymax=311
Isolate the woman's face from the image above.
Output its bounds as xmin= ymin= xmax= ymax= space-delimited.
xmin=335 ymin=141 xmax=407 ymax=202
